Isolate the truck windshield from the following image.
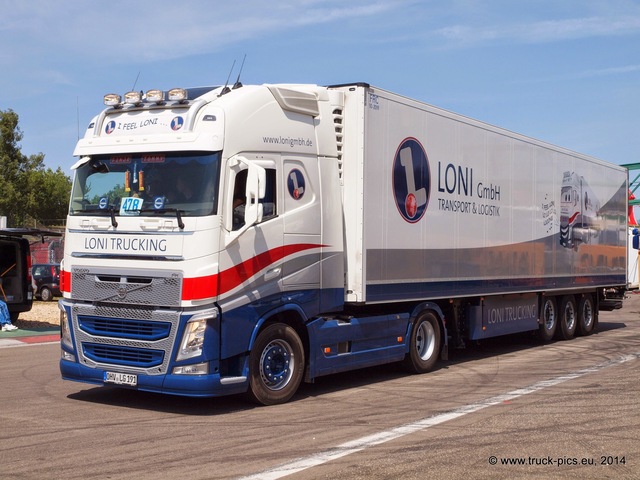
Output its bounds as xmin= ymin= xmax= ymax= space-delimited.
xmin=69 ymin=152 xmax=221 ymax=217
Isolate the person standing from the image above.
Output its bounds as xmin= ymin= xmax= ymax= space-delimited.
xmin=0 ymin=299 xmax=18 ymax=331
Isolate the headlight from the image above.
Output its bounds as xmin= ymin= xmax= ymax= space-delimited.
xmin=59 ymin=304 xmax=73 ymax=349
xmin=176 ymin=317 xmax=208 ymax=361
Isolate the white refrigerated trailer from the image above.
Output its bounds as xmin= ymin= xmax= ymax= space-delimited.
xmin=60 ymin=82 xmax=628 ymax=404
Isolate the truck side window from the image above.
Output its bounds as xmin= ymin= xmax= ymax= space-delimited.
xmin=231 ymin=168 xmax=277 ymax=231
xmin=232 ymin=170 xmax=248 ymax=231
xmin=261 ymin=169 xmax=277 ymax=221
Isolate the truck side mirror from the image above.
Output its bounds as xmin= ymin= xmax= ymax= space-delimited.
xmin=243 ymin=164 xmax=265 ymax=227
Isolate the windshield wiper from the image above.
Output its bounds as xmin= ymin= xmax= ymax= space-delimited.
xmin=82 ymin=206 xmax=184 ymax=230
xmin=139 ymin=208 xmax=185 ymax=230
xmin=75 ymin=205 xmax=119 ymax=227
xmin=108 ymin=206 xmax=118 ymax=228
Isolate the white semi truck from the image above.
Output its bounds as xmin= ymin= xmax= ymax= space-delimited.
xmin=59 ymin=82 xmax=628 ymax=405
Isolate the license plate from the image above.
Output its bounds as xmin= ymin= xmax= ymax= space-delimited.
xmin=104 ymin=371 xmax=138 ymax=386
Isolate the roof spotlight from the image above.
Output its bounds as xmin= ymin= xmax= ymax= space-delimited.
xmin=104 ymin=93 xmax=122 ymax=107
xmin=146 ymin=89 xmax=165 ymax=104
xmin=168 ymin=88 xmax=188 ymax=103
xmin=124 ymin=91 xmax=143 ymax=105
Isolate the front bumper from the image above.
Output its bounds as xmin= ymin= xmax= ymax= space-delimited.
xmin=60 ymin=359 xmax=248 ymax=397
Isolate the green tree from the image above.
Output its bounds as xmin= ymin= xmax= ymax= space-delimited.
xmin=0 ymin=109 xmax=71 ymax=226
xmin=0 ymin=109 xmax=23 ymax=225
xmin=26 ymin=166 xmax=72 ymax=226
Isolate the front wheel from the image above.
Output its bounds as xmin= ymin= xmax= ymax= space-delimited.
xmin=247 ymin=323 xmax=305 ymax=406
xmin=403 ymin=311 xmax=441 ymax=373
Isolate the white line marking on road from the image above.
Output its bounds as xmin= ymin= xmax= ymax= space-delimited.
xmin=239 ymin=354 xmax=639 ymax=480
xmin=0 ymin=339 xmax=57 ymax=348
xmin=0 ymin=339 xmax=25 ymax=348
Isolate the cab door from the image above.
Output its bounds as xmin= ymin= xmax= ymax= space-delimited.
xmin=216 ymin=155 xmax=284 ymax=359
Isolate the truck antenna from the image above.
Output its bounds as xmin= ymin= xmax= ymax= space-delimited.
xmin=76 ymin=96 xmax=80 ymax=140
xmin=233 ymin=54 xmax=247 ymax=89
xmin=131 ymin=71 xmax=141 ymax=92
xmin=219 ymin=60 xmax=236 ymax=96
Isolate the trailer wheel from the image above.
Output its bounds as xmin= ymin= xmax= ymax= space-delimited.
xmin=403 ymin=311 xmax=441 ymax=374
xmin=538 ymin=296 xmax=557 ymax=342
xmin=577 ymin=294 xmax=595 ymax=336
xmin=247 ymin=323 xmax=305 ymax=406
xmin=557 ymin=295 xmax=577 ymax=340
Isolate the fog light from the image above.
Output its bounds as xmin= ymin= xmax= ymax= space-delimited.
xmin=173 ymin=362 xmax=209 ymax=375
xmin=61 ymin=350 xmax=75 ymax=362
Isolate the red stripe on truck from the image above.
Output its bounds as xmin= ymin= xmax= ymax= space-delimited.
xmin=182 ymin=243 xmax=323 ymax=301
xmin=568 ymin=211 xmax=579 ymax=224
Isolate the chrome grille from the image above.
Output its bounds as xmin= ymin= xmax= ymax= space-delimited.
xmin=71 ymin=266 xmax=182 ymax=306
xmin=79 ymin=316 xmax=172 ymax=340
xmin=83 ymin=343 xmax=165 ymax=368
xmin=71 ymin=302 xmax=180 ymax=375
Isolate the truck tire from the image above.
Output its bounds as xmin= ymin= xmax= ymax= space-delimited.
xmin=403 ymin=311 xmax=441 ymax=374
xmin=577 ymin=294 xmax=595 ymax=336
xmin=247 ymin=323 xmax=305 ymax=406
xmin=538 ymin=296 xmax=557 ymax=342
xmin=40 ymin=287 xmax=53 ymax=302
xmin=557 ymin=295 xmax=577 ymax=340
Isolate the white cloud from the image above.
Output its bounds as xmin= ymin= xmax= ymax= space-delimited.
xmin=572 ymin=64 xmax=640 ymax=79
xmin=516 ymin=64 xmax=640 ymax=85
xmin=0 ymin=1 xmax=402 ymax=64
xmin=434 ymin=14 xmax=640 ymax=47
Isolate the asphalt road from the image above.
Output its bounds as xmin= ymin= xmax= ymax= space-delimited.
xmin=1 ymin=295 xmax=640 ymax=480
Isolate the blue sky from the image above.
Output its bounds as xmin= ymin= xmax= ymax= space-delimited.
xmin=1 ymin=0 xmax=639 ymax=173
